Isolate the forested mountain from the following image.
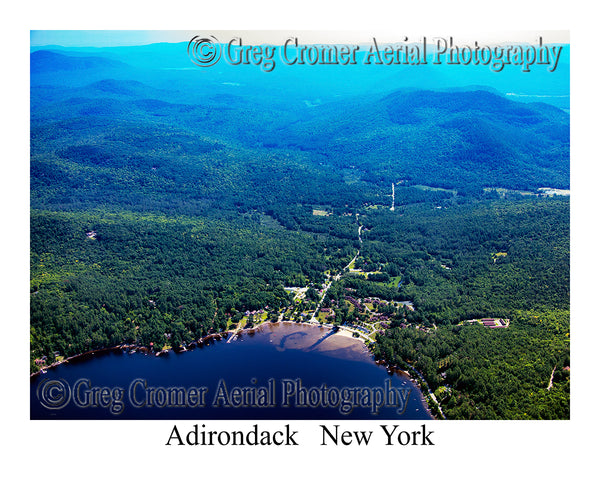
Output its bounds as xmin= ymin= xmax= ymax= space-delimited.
xmin=30 ymin=43 xmax=569 ymax=419
xmin=253 ymin=89 xmax=570 ymax=192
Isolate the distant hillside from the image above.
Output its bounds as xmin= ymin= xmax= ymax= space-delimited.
xmin=254 ymin=89 xmax=570 ymax=192
xmin=30 ymin=55 xmax=569 ymax=214
xmin=30 ymin=50 xmax=135 ymax=86
xmin=30 ymin=50 xmax=128 ymax=74
xmin=30 ymin=42 xmax=570 ymax=107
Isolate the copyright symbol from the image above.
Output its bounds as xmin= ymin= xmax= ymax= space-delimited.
xmin=187 ymin=35 xmax=221 ymax=67
xmin=37 ymin=378 xmax=71 ymax=410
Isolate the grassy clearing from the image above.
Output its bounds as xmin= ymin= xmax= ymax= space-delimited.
xmin=413 ymin=184 xmax=458 ymax=195
xmin=312 ymin=209 xmax=329 ymax=216
xmin=384 ymin=275 xmax=402 ymax=288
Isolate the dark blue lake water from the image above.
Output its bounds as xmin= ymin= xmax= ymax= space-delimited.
xmin=30 ymin=322 xmax=432 ymax=420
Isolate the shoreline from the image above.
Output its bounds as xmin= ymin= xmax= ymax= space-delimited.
xmin=30 ymin=331 xmax=230 ymax=378
xmin=30 ymin=320 xmax=437 ymax=418
xmin=371 ymin=356 xmax=441 ymax=420
xmin=31 ymin=344 xmax=126 ymax=378
xmin=30 ymin=320 xmax=362 ymax=377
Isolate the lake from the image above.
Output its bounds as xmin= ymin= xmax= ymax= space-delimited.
xmin=30 ymin=322 xmax=433 ymax=420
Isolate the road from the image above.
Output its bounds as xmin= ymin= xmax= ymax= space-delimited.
xmin=310 ymin=222 xmax=362 ymax=322
xmin=407 ymin=365 xmax=447 ymax=420
xmin=547 ymin=365 xmax=557 ymax=390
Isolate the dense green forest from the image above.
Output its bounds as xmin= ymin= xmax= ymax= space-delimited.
xmin=30 ymin=208 xmax=357 ymax=356
xmin=361 ymin=198 xmax=569 ymax=321
xmin=372 ymin=308 xmax=569 ymax=419
xmin=30 ymin=46 xmax=569 ymax=419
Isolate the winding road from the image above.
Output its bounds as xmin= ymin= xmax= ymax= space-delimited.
xmin=310 ymin=221 xmax=362 ymax=322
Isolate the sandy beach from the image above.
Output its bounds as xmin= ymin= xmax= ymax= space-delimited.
xmin=254 ymin=322 xmax=370 ymax=362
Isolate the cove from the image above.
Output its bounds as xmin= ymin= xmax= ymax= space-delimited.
xmin=30 ymin=322 xmax=433 ymax=420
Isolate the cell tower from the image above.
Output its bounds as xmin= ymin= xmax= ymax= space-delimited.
xmin=390 ymin=183 xmax=395 ymax=211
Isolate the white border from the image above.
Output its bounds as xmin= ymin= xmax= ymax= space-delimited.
xmin=4 ymin=1 xmax=597 ymax=478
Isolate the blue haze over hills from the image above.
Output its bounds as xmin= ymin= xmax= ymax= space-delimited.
xmin=30 ymin=40 xmax=570 ymax=206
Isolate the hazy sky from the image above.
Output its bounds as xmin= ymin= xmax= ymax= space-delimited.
xmin=30 ymin=30 xmax=570 ymax=47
